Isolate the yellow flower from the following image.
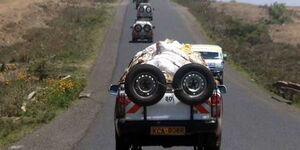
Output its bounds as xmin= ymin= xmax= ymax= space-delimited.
xmin=5 ymin=80 xmax=10 ymax=84
xmin=17 ymin=73 xmax=27 ymax=79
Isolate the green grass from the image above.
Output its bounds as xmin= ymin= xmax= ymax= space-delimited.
xmin=0 ymin=1 xmax=118 ymax=148
xmin=173 ymin=0 xmax=300 ymax=105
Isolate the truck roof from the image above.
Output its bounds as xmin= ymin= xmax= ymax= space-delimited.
xmin=191 ymin=44 xmax=223 ymax=53
xmin=134 ymin=20 xmax=152 ymax=26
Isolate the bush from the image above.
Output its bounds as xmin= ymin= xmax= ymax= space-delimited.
xmin=268 ymin=2 xmax=293 ymax=24
xmin=28 ymin=59 xmax=54 ymax=80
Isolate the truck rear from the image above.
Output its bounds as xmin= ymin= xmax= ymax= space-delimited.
xmin=109 ymin=40 xmax=227 ymax=150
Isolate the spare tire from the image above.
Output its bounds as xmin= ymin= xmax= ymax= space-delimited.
xmin=138 ymin=7 xmax=144 ymax=13
xmin=172 ymin=63 xmax=215 ymax=105
xmin=146 ymin=6 xmax=152 ymax=13
xmin=125 ymin=64 xmax=166 ymax=106
xmin=143 ymin=24 xmax=151 ymax=32
xmin=134 ymin=24 xmax=142 ymax=32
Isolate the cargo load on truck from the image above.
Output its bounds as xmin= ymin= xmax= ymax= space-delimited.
xmin=120 ymin=39 xmax=216 ymax=106
xmin=121 ymin=39 xmax=207 ymax=82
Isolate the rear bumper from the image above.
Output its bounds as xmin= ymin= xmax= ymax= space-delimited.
xmin=116 ymin=119 xmax=218 ymax=146
xmin=117 ymin=119 xmax=218 ymax=135
xmin=132 ymin=34 xmax=152 ymax=40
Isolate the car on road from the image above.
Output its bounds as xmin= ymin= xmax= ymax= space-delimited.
xmin=192 ymin=45 xmax=227 ymax=84
xmin=135 ymin=0 xmax=149 ymax=9
xmin=109 ymin=41 xmax=227 ymax=150
xmin=137 ymin=3 xmax=153 ymax=21
xmin=131 ymin=21 xmax=154 ymax=42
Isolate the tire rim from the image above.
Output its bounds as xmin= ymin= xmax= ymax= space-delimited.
xmin=146 ymin=7 xmax=151 ymax=13
xmin=182 ymin=72 xmax=207 ymax=96
xmin=134 ymin=73 xmax=157 ymax=97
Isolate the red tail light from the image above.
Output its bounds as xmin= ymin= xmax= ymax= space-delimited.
xmin=211 ymin=94 xmax=221 ymax=118
xmin=147 ymin=31 xmax=153 ymax=35
xmin=118 ymin=94 xmax=129 ymax=106
xmin=132 ymin=30 xmax=138 ymax=36
xmin=211 ymin=94 xmax=220 ymax=104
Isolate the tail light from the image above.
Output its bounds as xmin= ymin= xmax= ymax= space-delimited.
xmin=118 ymin=94 xmax=129 ymax=106
xmin=211 ymin=94 xmax=221 ymax=118
xmin=147 ymin=31 xmax=153 ymax=36
xmin=132 ymin=30 xmax=138 ymax=36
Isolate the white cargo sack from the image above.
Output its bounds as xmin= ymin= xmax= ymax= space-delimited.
xmin=122 ymin=39 xmax=207 ymax=81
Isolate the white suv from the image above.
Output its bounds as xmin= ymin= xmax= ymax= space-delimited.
xmin=137 ymin=3 xmax=153 ymax=21
xmin=192 ymin=45 xmax=227 ymax=84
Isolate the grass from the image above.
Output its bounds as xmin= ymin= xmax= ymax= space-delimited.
xmin=0 ymin=0 xmax=117 ymax=148
xmin=173 ymin=0 xmax=300 ymax=105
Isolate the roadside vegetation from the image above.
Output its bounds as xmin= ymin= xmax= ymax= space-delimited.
xmin=0 ymin=0 xmax=117 ymax=148
xmin=173 ymin=0 xmax=300 ymax=106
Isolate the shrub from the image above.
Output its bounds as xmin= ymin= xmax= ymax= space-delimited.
xmin=268 ymin=2 xmax=293 ymax=24
xmin=28 ymin=59 xmax=54 ymax=80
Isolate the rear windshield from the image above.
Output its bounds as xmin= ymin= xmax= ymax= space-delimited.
xmin=199 ymin=52 xmax=221 ymax=59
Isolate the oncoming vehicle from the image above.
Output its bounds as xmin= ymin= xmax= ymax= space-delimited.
xmin=137 ymin=3 xmax=153 ymax=20
xmin=109 ymin=40 xmax=227 ymax=150
xmin=131 ymin=21 xmax=154 ymax=42
xmin=135 ymin=0 xmax=149 ymax=9
xmin=192 ymin=45 xmax=227 ymax=84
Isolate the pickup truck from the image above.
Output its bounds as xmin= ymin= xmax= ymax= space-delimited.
xmin=109 ymin=40 xmax=227 ymax=150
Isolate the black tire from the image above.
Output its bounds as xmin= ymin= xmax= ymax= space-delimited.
xmin=138 ymin=7 xmax=144 ymax=13
xmin=132 ymin=37 xmax=137 ymax=42
xmin=219 ymin=74 xmax=224 ymax=85
xmin=136 ymin=3 xmax=139 ymax=9
xmin=115 ymin=131 xmax=130 ymax=150
xmin=172 ymin=63 xmax=215 ymax=105
xmin=148 ymin=37 xmax=153 ymax=43
xmin=134 ymin=24 xmax=142 ymax=32
xmin=146 ymin=7 xmax=152 ymax=13
xmin=143 ymin=24 xmax=151 ymax=32
xmin=125 ymin=64 xmax=166 ymax=106
xmin=203 ymin=133 xmax=221 ymax=150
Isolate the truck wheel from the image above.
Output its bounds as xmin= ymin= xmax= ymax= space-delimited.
xmin=125 ymin=64 xmax=166 ymax=106
xmin=218 ymin=74 xmax=224 ymax=85
xmin=172 ymin=63 xmax=215 ymax=105
xmin=115 ymin=131 xmax=130 ymax=150
xmin=148 ymin=38 xmax=153 ymax=43
xmin=203 ymin=133 xmax=221 ymax=150
xmin=132 ymin=37 xmax=137 ymax=42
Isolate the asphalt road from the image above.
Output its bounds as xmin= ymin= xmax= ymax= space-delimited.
xmin=74 ymin=0 xmax=300 ymax=150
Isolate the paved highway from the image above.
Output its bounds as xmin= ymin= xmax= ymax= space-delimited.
xmin=74 ymin=0 xmax=300 ymax=150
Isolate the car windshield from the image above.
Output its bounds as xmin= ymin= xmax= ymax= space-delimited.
xmin=199 ymin=52 xmax=221 ymax=59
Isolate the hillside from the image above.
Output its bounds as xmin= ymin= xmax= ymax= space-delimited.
xmin=212 ymin=2 xmax=300 ymax=47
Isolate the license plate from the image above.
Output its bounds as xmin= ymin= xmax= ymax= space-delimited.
xmin=150 ymin=127 xmax=185 ymax=135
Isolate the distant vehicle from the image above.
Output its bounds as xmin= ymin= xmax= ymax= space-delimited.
xmin=109 ymin=40 xmax=227 ymax=150
xmin=192 ymin=45 xmax=227 ymax=84
xmin=131 ymin=21 xmax=154 ymax=42
xmin=137 ymin=3 xmax=153 ymax=21
xmin=135 ymin=0 xmax=149 ymax=9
